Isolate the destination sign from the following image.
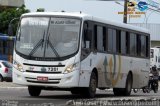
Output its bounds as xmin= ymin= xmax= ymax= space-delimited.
xmin=50 ymin=18 xmax=80 ymax=25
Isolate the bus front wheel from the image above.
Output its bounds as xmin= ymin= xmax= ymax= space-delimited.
xmin=82 ymin=72 xmax=97 ymax=98
xmin=28 ymin=86 xmax=41 ymax=96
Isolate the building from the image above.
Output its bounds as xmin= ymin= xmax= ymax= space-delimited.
xmin=0 ymin=0 xmax=24 ymax=7
xmin=130 ymin=23 xmax=160 ymax=47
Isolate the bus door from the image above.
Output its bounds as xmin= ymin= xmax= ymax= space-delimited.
xmin=79 ymin=21 xmax=93 ymax=87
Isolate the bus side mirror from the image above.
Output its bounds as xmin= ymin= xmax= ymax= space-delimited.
xmin=8 ymin=18 xmax=20 ymax=36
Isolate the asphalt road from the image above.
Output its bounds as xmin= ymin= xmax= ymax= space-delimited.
xmin=1 ymin=82 xmax=160 ymax=106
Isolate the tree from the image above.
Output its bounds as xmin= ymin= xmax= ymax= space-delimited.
xmin=0 ymin=5 xmax=30 ymax=36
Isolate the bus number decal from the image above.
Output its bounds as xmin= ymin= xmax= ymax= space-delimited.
xmin=48 ymin=67 xmax=58 ymax=72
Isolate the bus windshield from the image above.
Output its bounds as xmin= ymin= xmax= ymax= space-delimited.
xmin=16 ymin=17 xmax=81 ymax=59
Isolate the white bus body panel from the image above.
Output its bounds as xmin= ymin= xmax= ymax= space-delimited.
xmin=79 ymin=52 xmax=150 ymax=88
xmin=13 ymin=50 xmax=150 ymax=89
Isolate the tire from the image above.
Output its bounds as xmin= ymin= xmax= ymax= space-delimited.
xmin=71 ymin=88 xmax=80 ymax=95
xmin=82 ymin=72 xmax=97 ymax=98
xmin=133 ymin=89 xmax=138 ymax=93
xmin=113 ymin=73 xmax=132 ymax=96
xmin=124 ymin=73 xmax=132 ymax=96
xmin=142 ymin=87 xmax=147 ymax=93
xmin=28 ymin=86 xmax=41 ymax=97
xmin=0 ymin=75 xmax=3 ymax=82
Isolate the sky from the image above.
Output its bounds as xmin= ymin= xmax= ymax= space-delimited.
xmin=24 ymin=0 xmax=160 ymax=24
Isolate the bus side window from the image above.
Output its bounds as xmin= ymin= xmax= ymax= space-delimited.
xmin=108 ymin=28 xmax=113 ymax=52
xmin=140 ymin=35 xmax=146 ymax=57
xmin=81 ymin=22 xmax=92 ymax=60
xmin=97 ymin=26 xmax=103 ymax=51
xmin=121 ymin=31 xmax=126 ymax=55
xmin=83 ymin=23 xmax=92 ymax=49
xmin=126 ymin=32 xmax=130 ymax=55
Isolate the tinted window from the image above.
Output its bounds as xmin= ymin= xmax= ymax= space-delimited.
xmin=97 ymin=26 xmax=103 ymax=51
xmin=112 ymin=29 xmax=117 ymax=53
xmin=137 ymin=35 xmax=141 ymax=56
xmin=141 ymin=35 xmax=146 ymax=57
xmin=108 ymin=28 xmax=113 ymax=52
xmin=103 ymin=27 xmax=107 ymax=51
xmin=108 ymin=28 xmax=116 ymax=53
xmin=121 ymin=31 xmax=126 ymax=54
xmin=116 ymin=30 xmax=121 ymax=54
xmin=130 ymin=33 xmax=136 ymax=56
xmin=126 ymin=32 xmax=130 ymax=54
xmin=82 ymin=22 xmax=92 ymax=49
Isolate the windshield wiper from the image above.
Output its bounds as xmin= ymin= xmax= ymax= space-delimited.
xmin=29 ymin=31 xmax=45 ymax=56
xmin=46 ymin=34 xmax=60 ymax=58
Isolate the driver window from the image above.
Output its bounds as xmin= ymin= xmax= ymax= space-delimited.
xmin=81 ymin=21 xmax=92 ymax=60
xmin=82 ymin=22 xmax=92 ymax=49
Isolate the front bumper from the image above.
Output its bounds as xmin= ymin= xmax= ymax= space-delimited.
xmin=13 ymin=68 xmax=80 ymax=88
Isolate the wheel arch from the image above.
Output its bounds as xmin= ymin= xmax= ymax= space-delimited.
xmin=128 ymin=70 xmax=133 ymax=82
xmin=92 ymin=68 xmax=98 ymax=87
xmin=128 ymin=71 xmax=133 ymax=80
xmin=127 ymin=70 xmax=133 ymax=87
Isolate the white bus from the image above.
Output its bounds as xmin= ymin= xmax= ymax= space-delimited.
xmin=12 ymin=12 xmax=150 ymax=98
xmin=150 ymin=47 xmax=160 ymax=70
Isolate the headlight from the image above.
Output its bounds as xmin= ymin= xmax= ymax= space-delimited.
xmin=64 ymin=62 xmax=79 ymax=74
xmin=13 ymin=60 xmax=24 ymax=72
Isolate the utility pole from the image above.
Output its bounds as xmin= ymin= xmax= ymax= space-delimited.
xmin=123 ymin=0 xmax=128 ymax=23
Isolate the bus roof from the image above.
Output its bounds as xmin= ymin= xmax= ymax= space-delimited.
xmin=22 ymin=12 xmax=149 ymax=34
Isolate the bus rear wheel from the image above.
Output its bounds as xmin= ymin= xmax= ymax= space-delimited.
xmin=124 ymin=73 xmax=132 ymax=96
xmin=113 ymin=73 xmax=132 ymax=96
xmin=28 ymin=86 xmax=41 ymax=96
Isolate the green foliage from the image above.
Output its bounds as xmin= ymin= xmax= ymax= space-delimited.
xmin=0 ymin=5 xmax=30 ymax=35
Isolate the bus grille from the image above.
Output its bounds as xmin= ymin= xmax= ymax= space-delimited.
xmin=25 ymin=77 xmax=61 ymax=84
xmin=26 ymin=70 xmax=62 ymax=74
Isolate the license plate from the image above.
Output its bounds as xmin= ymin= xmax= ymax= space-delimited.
xmin=37 ymin=76 xmax=48 ymax=81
